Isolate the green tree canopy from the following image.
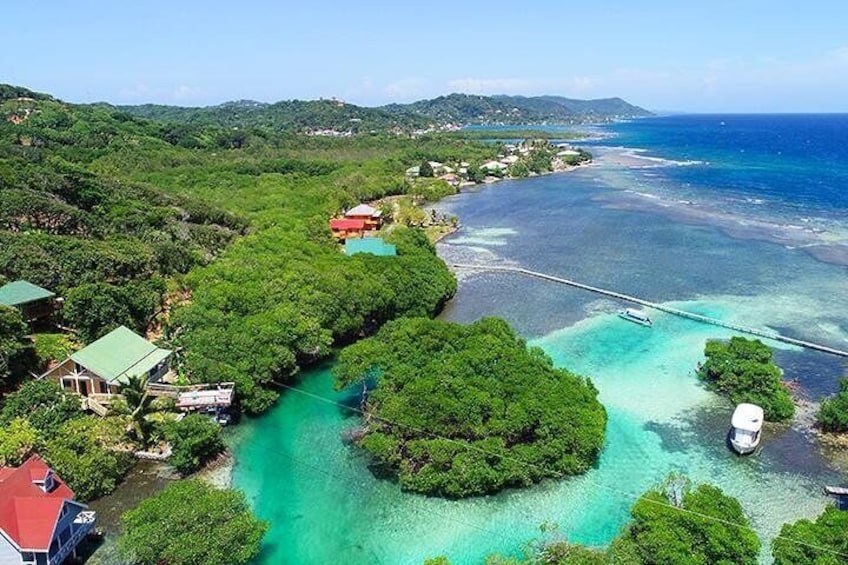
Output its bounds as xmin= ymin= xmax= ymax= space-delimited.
xmin=44 ymin=415 xmax=133 ymax=501
xmin=816 ymin=377 xmax=848 ymax=433
xmin=165 ymin=413 xmax=224 ymax=475
xmin=120 ymin=374 xmax=154 ymax=446
xmin=622 ymin=475 xmax=761 ymax=565
xmin=334 ymin=317 xmax=606 ymax=498
xmin=0 ymin=379 xmax=83 ymax=435
xmin=0 ymin=305 xmax=35 ymax=386
xmin=697 ymin=337 xmax=794 ymax=422
xmin=64 ymin=279 xmax=165 ymax=343
xmin=0 ymin=417 xmax=39 ymax=466
xmin=772 ymin=506 xmax=848 ymax=565
xmin=419 ymin=160 xmax=435 ymax=177
xmin=118 ymin=480 xmax=267 ymax=565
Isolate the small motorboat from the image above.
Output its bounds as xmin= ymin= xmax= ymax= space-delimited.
xmin=618 ymin=308 xmax=653 ymax=327
xmin=729 ymin=403 xmax=764 ymax=455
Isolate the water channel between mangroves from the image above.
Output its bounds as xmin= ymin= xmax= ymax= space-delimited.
xmin=232 ymin=147 xmax=848 ymax=564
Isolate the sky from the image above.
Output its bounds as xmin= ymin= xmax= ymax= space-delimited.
xmin=4 ymin=1 xmax=848 ymax=112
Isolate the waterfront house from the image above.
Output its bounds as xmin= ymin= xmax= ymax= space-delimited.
xmin=344 ymin=237 xmax=397 ymax=257
xmin=329 ymin=218 xmax=367 ymax=240
xmin=0 ymin=281 xmax=59 ymax=326
xmin=481 ymin=161 xmax=508 ymax=172
xmin=40 ymin=326 xmax=172 ymax=397
xmin=0 ymin=455 xmax=96 ymax=565
xmin=344 ymin=204 xmax=382 ymax=230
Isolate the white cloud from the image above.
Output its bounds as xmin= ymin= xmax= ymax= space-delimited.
xmin=569 ymin=76 xmax=595 ymax=95
xmin=171 ymin=85 xmax=200 ymax=101
xmin=118 ymin=83 xmax=152 ymax=100
xmin=115 ymin=83 xmax=204 ymax=104
xmin=446 ymin=77 xmax=535 ymax=94
xmin=445 ymin=76 xmax=603 ymax=98
xmin=383 ymin=77 xmax=429 ymax=100
xmin=829 ymin=46 xmax=848 ymax=62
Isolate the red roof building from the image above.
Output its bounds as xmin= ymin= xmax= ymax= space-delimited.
xmin=344 ymin=204 xmax=382 ymax=230
xmin=329 ymin=218 xmax=367 ymax=240
xmin=0 ymin=455 xmax=96 ymax=565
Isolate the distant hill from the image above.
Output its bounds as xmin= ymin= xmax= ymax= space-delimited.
xmin=118 ymin=93 xmax=651 ymax=132
xmin=0 ymin=84 xmax=54 ymax=103
xmin=116 ymin=98 xmax=431 ymax=133
xmin=383 ymin=93 xmax=652 ymax=125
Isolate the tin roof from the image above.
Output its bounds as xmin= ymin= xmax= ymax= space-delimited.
xmin=70 ymin=326 xmax=171 ymax=385
xmin=0 ymin=280 xmax=55 ymax=307
xmin=0 ymin=455 xmax=77 ymax=551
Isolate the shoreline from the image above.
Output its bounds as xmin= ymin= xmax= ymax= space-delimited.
xmin=227 ymin=131 xmax=848 ymax=560
xmin=213 ymin=158 xmax=594 ymax=492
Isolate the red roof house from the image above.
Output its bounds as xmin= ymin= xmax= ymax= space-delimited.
xmin=0 ymin=455 xmax=96 ymax=565
xmin=344 ymin=204 xmax=382 ymax=230
xmin=329 ymin=218 xmax=367 ymax=240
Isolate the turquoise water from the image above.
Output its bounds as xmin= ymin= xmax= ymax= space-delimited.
xmin=233 ymin=117 xmax=848 ymax=564
xmin=232 ymin=305 xmax=841 ymax=564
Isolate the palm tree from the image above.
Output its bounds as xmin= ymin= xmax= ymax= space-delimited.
xmin=121 ymin=374 xmax=153 ymax=447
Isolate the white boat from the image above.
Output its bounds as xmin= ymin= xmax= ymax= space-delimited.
xmin=729 ymin=403 xmax=764 ymax=455
xmin=618 ymin=308 xmax=652 ymax=327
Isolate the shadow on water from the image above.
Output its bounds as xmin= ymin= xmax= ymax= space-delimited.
xmin=773 ymin=343 xmax=847 ymax=400
xmin=685 ymin=396 xmax=842 ymax=479
xmin=642 ymin=420 xmax=694 ymax=455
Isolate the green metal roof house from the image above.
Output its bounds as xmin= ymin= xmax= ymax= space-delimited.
xmin=40 ymin=326 xmax=173 ymax=397
xmin=344 ymin=237 xmax=397 ymax=257
xmin=0 ymin=280 xmax=57 ymax=323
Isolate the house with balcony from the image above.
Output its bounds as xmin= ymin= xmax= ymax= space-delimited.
xmin=329 ymin=218 xmax=367 ymax=240
xmin=40 ymin=326 xmax=173 ymax=397
xmin=0 ymin=455 xmax=96 ymax=565
xmin=344 ymin=204 xmax=382 ymax=230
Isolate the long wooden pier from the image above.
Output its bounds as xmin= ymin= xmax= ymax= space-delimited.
xmin=453 ymin=263 xmax=848 ymax=358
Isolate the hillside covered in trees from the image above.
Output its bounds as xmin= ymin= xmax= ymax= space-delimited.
xmin=384 ymin=93 xmax=653 ymax=125
xmin=0 ymin=88 xmax=246 ymax=343
xmin=1 ymin=83 xmax=512 ymax=410
xmin=116 ymin=98 xmax=431 ymax=134
xmin=116 ymin=92 xmax=651 ymax=132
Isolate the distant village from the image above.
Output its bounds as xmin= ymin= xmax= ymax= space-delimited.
xmin=405 ymin=139 xmax=590 ymax=187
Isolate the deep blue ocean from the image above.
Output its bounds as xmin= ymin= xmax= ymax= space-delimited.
xmin=595 ymin=114 xmax=848 ymax=213
xmin=234 ymin=115 xmax=848 ymax=564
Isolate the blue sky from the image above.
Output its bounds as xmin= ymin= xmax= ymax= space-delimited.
xmin=5 ymin=1 xmax=848 ymax=112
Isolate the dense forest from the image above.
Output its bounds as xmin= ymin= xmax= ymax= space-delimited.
xmin=116 ymin=98 xmax=431 ymax=133
xmin=697 ymin=337 xmax=795 ymax=422
xmin=0 ymin=83 xmax=516 ymax=411
xmin=383 ymin=93 xmax=653 ymax=125
xmin=334 ymin=317 xmax=607 ymax=497
xmin=117 ymin=92 xmax=651 ymax=132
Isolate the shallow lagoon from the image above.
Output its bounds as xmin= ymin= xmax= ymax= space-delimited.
xmin=233 ymin=146 xmax=848 ymax=564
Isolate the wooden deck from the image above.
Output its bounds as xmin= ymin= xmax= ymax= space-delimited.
xmin=453 ymin=263 xmax=848 ymax=358
xmin=147 ymin=382 xmax=236 ymax=410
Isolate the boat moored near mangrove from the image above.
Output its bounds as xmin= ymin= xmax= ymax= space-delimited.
xmin=619 ymin=308 xmax=653 ymax=327
xmin=729 ymin=403 xmax=764 ymax=455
